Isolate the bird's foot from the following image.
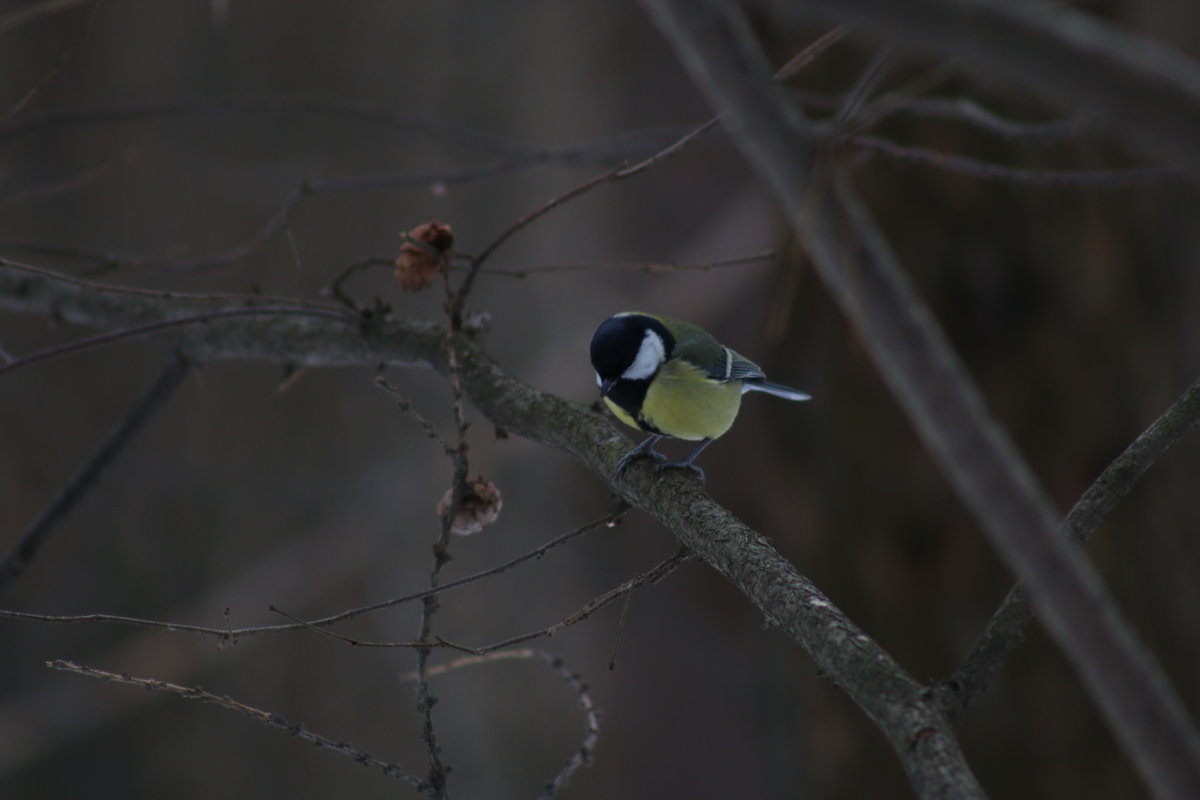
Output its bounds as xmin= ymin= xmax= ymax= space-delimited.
xmin=652 ymin=459 xmax=706 ymax=482
xmin=616 ymin=447 xmax=667 ymax=475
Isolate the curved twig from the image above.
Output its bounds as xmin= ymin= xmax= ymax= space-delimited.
xmin=46 ymin=659 xmax=427 ymax=789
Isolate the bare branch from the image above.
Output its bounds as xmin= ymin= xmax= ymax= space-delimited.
xmin=0 ymin=145 xmax=141 ymax=204
xmin=846 ymin=94 xmax=1089 ymax=142
xmin=944 ymin=375 xmax=1200 ymax=720
xmin=3 ymin=0 xmax=101 ymax=118
xmin=0 ymin=109 xmax=693 ymax=274
xmin=0 ymin=505 xmax=628 ymax=642
xmin=1 ymin=257 xmax=983 ymax=800
xmin=397 ymin=649 xmax=602 ymax=799
xmin=786 ymin=0 xmax=1200 ymax=164
xmin=0 ymin=353 xmax=191 ymax=596
xmin=46 ymin=659 xmax=427 ymax=789
xmin=849 ymin=134 xmax=1195 ymax=186
xmin=482 ymin=250 xmax=777 ymax=278
xmin=449 ymin=167 xmax=623 ymax=326
xmin=636 ymin=3 xmax=1200 ymax=799
xmin=466 ymin=547 xmax=694 ymax=655
xmin=445 ymin=26 xmax=846 ymax=324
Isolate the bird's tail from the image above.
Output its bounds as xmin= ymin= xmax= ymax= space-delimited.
xmin=742 ymin=379 xmax=812 ymax=402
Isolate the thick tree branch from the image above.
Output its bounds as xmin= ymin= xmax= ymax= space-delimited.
xmin=0 ymin=261 xmax=986 ymax=800
xmin=636 ymin=2 xmax=1200 ymax=799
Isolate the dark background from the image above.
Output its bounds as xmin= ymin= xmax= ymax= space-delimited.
xmin=2 ymin=2 xmax=1199 ymax=798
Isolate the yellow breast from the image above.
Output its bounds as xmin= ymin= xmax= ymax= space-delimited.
xmin=639 ymin=360 xmax=742 ymax=441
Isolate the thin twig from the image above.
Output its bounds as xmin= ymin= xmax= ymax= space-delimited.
xmin=448 ymin=167 xmax=622 ymax=327
xmin=482 ymin=250 xmax=777 ymax=278
xmin=0 ymin=97 xmax=543 ymax=157
xmin=467 ymin=547 xmax=694 ymax=655
xmin=325 ymin=257 xmax=395 ymax=310
xmin=269 ymin=536 xmax=680 ymax=655
xmin=834 ymin=39 xmax=899 ymax=127
xmin=374 ymin=378 xmax=455 ymax=454
xmin=397 ymin=649 xmax=601 ymax=799
xmin=265 ymin=605 xmax=461 ymax=651
xmin=4 ymin=0 xmax=102 ymax=119
xmin=0 ymin=145 xmax=139 ymax=205
xmin=443 ymin=27 xmax=846 ymax=324
xmin=46 ymin=658 xmax=427 ymax=788
xmin=325 ymin=250 xmax=776 ymax=310
xmin=0 ymin=112 xmax=690 ymax=275
xmin=409 ymin=273 xmax=482 ymax=797
xmin=267 ymin=547 xmax=693 ymax=654
xmin=608 ymin=589 xmax=635 ymax=671
xmin=0 ymin=506 xmax=628 ymax=640
xmin=849 ymin=134 xmax=1195 ymax=186
xmin=534 ymin=650 xmax=602 ymax=799
xmin=775 ymin=23 xmax=854 ymax=81
xmin=398 ymin=648 xmax=545 ymax=681
xmin=0 ymin=353 xmax=191 ymax=597
xmin=845 ymin=93 xmax=1090 ymax=142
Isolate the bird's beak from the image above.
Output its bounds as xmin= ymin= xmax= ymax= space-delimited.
xmin=600 ymin=378 xmax=615 ymax=397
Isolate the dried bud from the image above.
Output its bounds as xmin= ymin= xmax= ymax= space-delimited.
xmin=395 ymin=221 xmax=454 ymax=292
xmin=437 ymin=477 xmax=502 ymax=536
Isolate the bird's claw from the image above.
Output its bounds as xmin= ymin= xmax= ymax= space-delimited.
xmin=616 ymin=448 xmax=667 ymax=475
xmin=653 ymin=460 xmax=706 ymax=482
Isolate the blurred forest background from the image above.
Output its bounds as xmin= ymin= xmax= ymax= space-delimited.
xmin=2 ymin=1 xmax=1200 ymax=798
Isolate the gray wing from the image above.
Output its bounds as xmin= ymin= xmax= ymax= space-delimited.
xmin=704 ymin=347 xmax=766 ymax=382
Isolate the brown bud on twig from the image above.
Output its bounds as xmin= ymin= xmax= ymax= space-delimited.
xmin=437 ymin=477 xmax=502 ymax=536
xmin=395 ymin=221 xmax=454 ymax=292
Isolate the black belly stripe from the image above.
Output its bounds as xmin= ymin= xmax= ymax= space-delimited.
xmin=606 ymin=378 xmax=660 ymax=432
xmin=635 ymin=414 xmax=664 ymax=435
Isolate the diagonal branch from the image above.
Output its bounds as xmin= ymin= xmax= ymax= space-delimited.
xmin=0 ymin=261 xmax=988 ymax=800
xmin=945 ymin=376 xmax=1200 ymax=721
xmin=0 ymin=352 xmax=191 ymax=597
xmin=636 ymin=2 xmax=1200 ymax=800
xmin=46 ymin=659 xmax=427 ymax=788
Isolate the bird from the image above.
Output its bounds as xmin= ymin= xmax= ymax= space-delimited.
xmin=590 ymin=311 xmax=810 ymax=478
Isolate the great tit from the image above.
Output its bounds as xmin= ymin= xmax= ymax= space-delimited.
xmin=590 ymin=312 xmax=811 ymax=477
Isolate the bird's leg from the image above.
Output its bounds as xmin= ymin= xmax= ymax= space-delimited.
xmin=655 ymin=438 xmax=712 ymax=481
xmin=616 ymin=434 xmax=667 ymax=475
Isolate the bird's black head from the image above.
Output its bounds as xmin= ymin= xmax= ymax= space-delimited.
xmin=590 ymin=313 xmax=675 ymax=395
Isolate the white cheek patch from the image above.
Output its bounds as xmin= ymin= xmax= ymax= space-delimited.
xmin=621 ymin=329 xmax=665 ymax=381
xmin=595 ymin=371 xmax=603 ymax=388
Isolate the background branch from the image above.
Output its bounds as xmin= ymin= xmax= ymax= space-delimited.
xmin=944 ymin=376 xmax=1200 ymax=721
xmin=637 ymin=2 xmax=1200 ymax=799
xmin=46 ymin=659 xmax=428 ymax=789
xmin=786 ymin=0 xmax=1200 ymax=163
xmin=0 ymin=352 xmax=191 ymax=596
